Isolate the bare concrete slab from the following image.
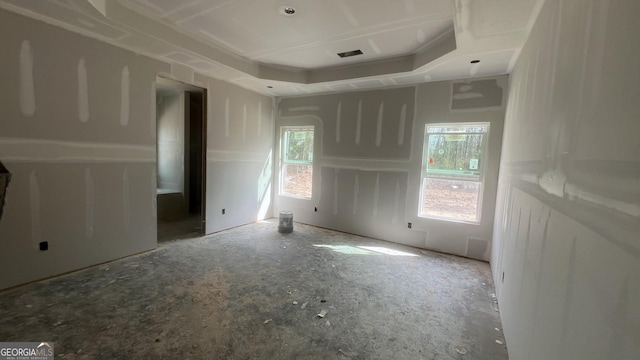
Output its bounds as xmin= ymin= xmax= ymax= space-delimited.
xmin=0 ymin=220 xmax=508 ymax=359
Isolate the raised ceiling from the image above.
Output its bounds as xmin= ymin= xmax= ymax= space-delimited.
xmin=0 ymin=0 xmax=543 ymax=96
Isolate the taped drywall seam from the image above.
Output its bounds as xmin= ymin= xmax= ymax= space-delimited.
xmin=258 ymin=101 xmax=262 ymax=138
xmin=78 ymin=58 xmax=89 ymax=122
xmin=225 ymin=97 xmax=230 ymax=138
xmin=416 ymin=28 xmax=426 ymax=43
xmin=353 ymin=174 xmax=359 ymax=215
xmin=29 ymin=171 xmax=41 ymax=246
xmin=355 ymin=100 xmax=362 ymax=145
xmin=517 ymin=211 xmax=533 ymax=308
xmin=123 ymin=168 xmax=130 ymax=232
xmin=398 ymin=104 xmax=407 ymax=146
xmin=333 ymin=169 xmax=339 ymax=215
xmin=470 ymin=62 xmax=480 ymax=76
xmin=19 ymin=40 xmax=35 ymax=117
xmin=120 ymin=66 xmax=130 ymax=126
xmin=368 ymin=39 xmax=381 ymax=55
xmin=336 ymin=101 xmax=342 ymax=143
xmin=242 ymin=104 xmax=247 ymax=143
xmin=392 ymin=181 xmax=401 ymax=224
xmin=558 ymin=237 xmax=578 ymax=359
xmin=84 ymin=167 xmax=95 ymax=239
xmin=289 ymin=106 xmax=320 ymax=112
xmin=373 ymin=174 xmax=380 ymax=217
xmin=376 ymin=102 xmax=384 ymax=147
xmin=528 ymin=208 xmax=553 ymax=347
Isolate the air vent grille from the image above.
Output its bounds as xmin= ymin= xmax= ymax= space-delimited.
xmin=337 ymin=50 xmax=363 ymax=58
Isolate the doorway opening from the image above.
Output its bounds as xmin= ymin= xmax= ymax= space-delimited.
xmin=155 ymin=77 xmax=206 ymax=241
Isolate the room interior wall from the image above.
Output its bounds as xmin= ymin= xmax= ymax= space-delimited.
xmin=0 ymin=9 xmax=275 ymax=290
xmin=493 ymin=0 xmax=640 ymax=358
xmin=275 ymin=76 xmax=507 ymax=260
xmin=156 ymin=91 xmax=185 ymax=194
xmin=0 ymin=9 xmax=169 ymax=290
xmin=191 ymin=73 xmax=275 ymax=234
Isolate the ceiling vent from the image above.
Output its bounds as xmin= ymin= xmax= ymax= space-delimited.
xmin=337 ymin=49 xmax=363 ymax=58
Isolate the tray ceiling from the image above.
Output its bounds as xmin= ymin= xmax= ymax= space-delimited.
xmin=0 ymin=0 xmax=542 ymax=96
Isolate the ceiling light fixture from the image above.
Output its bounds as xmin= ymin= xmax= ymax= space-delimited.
xmin=267 ymin=86 xmax=274 ymax=89
xmin=281 ymin=6 xmax=296 ymax=15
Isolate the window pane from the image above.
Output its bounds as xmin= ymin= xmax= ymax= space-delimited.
xmin=282 ymin=163 xmax=312 ymax=198
xmin=426 ymin=133 xmax=484 ymax=179
xmin=420 ymin=177 xmax=480 ymax=222
xmin=284 ymin=129 xmax=314 ymax=164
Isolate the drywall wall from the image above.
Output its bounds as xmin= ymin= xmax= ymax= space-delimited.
xmin=191 ymin=73 xmax=275 ymax=234
xmin=0 ymin=9 xmax=168 ymax=290
xmin=493 ymin=0 xmax=640 ymax=359
xmin=156 ymin=92 xmax=185 ymax=194
xmin=0 ymin=8 xmax=275 ymax=290
xmin=276 ymin=77 xmax=506 ymax=260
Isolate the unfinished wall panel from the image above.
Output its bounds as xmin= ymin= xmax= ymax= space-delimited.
xmin=194 ymin=73 xmax=274 ymax=234
xmin=279 ymin=87 xmax=415 ymax=159
xmin=276 ymin=78 xmax=507 ymax=257
xmin=0 ymin=9 xmax=168 ymax=290
xmin=493 ymin=0 xmax=640 ymax=358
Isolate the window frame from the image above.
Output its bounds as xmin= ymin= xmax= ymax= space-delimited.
xmin=418 ymin=122 xmax=490 ymax=224
xmin=279 ymin=125 xmax=315 ymax=199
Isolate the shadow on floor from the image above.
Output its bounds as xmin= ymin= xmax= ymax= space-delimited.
xmin=157 ymin=214 xmax=201 ymax=242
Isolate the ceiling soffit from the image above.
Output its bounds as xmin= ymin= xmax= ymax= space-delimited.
xmin=0 ymin=0 xmax=543 ymax=96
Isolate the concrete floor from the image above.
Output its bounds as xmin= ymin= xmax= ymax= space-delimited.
xmin=157 ymin=214 xmax=202 ymax=242
xmin=0 ymin=220 xmax=508 ymax=359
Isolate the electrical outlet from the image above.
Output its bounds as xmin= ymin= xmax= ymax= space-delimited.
xmin=408 ymin=222 xmax=412 ymax=229
xmin=222 ymin=208 xmax=225 ymax=215
xmin=39 ymin=241 xmax=48 ymax=251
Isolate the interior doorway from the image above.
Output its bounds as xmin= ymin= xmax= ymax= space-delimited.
xmin=155 ymin=77 xmax=206 ymax=241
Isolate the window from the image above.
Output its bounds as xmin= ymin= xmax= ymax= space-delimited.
xmin=280 ymin=126 xmax=314 ymax=199
xmin=419 ymin=123 xmax=489 ymax=223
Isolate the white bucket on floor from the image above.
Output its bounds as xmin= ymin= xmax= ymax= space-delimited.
xmin=278 ymin=211 xmax=293 ymax=233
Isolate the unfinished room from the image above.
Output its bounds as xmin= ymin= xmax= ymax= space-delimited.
xmin=0 ymin=0 xmax=638 ymax=359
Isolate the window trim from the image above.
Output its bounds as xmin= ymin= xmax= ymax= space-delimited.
xmin=418 ymin=122 xmax=490 ymax=224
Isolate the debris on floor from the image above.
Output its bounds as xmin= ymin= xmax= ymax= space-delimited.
xmin=491 ymin=293 xmax=500 ymax=312
xmin=317 ymin=310 xmax=327 ymax=318
xmin=495 ymin=340 xmax=503 ymax=345
xmin=0 ymin=220 xmax=508 ymax=359
xmin=455 ymin=346 xmax=467 ymax=355
xmin=292 ymin=301 xmax=298 ymax=305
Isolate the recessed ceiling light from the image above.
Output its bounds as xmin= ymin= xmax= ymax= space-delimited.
xmin=281 ymin=6 xmax=296 ymax=15
xmin=470 ymin=59 xmax=480 ymax=64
